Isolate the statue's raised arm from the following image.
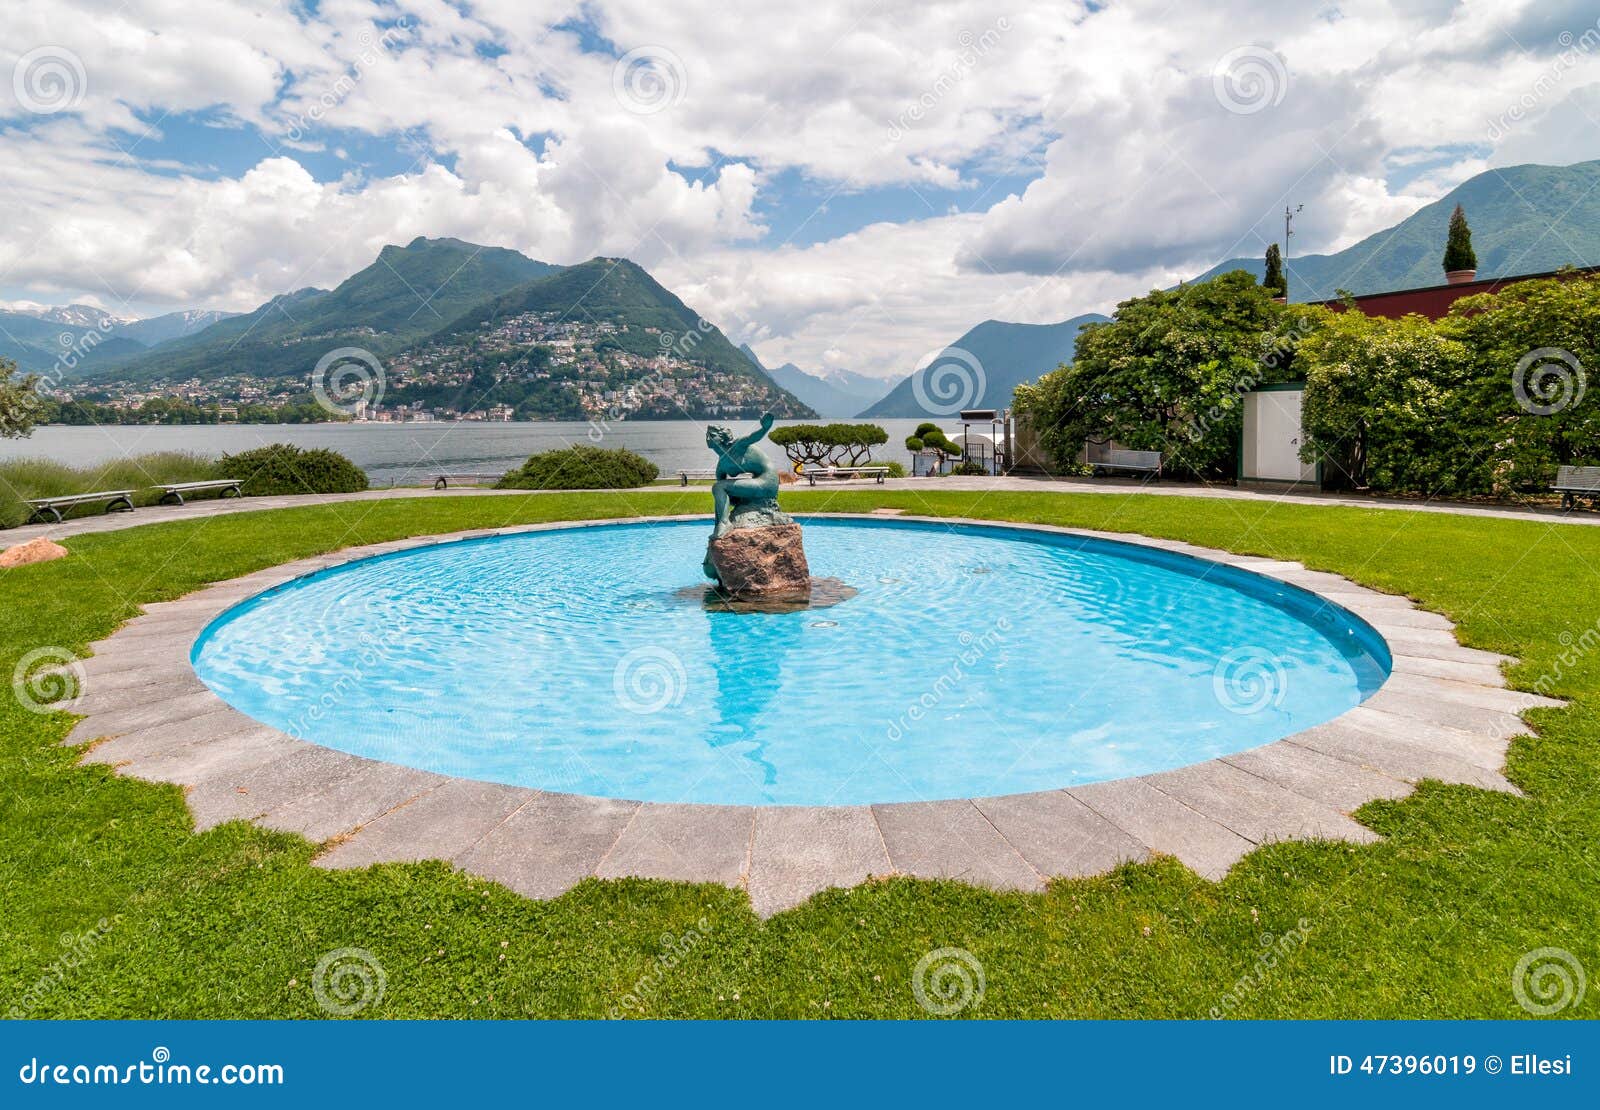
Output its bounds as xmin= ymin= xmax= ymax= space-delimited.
xmin=729 ymin=411 xmax=776 ymax=454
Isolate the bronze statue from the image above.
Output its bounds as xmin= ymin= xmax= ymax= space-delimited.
xmin=701 ymin=412 xmax=807 ymax=590
xmin=705 ymin=411 xmax=781 ymax=539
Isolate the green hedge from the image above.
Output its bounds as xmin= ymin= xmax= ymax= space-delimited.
xmin=496 ymin=445 xmax=659 ymax=490
xmin=216 ymin=444 xmax=368 ymax=496
xmin=1300 ymin=273 xmax=1600 ymax=495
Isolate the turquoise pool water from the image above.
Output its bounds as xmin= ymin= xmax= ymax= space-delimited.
xmin=191 ymin=518 xmax=1390 ymax=806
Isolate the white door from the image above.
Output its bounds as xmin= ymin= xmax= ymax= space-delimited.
xmin=1242 ymin=389 xmax=1317 ymax=484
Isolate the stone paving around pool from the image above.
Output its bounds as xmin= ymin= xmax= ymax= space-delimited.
xmin=57 ymin=515 xmax=1565 ymax=917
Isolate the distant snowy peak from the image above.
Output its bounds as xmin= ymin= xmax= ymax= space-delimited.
xmin=22 ymin=303 xmax=138 ymax=330
xmin=118 ymin=308 xmax=243 ymax=347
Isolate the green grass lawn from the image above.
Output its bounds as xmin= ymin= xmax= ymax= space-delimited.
xmin=2 ymin=488 xmax=1597 ymax=1018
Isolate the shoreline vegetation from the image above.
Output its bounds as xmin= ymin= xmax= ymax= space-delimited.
xmin=0 ymin=452 xmax=220 ymax=529
xmin=0 ymin=446 xmax=369 ymax=529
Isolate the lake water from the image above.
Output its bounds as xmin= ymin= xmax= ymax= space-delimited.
xmin=0 ymin=420 xmax=938 ymax=484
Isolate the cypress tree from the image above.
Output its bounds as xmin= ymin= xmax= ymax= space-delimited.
xmin=1263 ymin=243 xmax=1286 ymax=296
xmin=1443 ymin=204 xmax=1477 ymax=273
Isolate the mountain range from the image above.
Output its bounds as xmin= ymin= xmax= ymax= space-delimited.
xmin=0 ymin=303 xmax=236 ymax=374
xmin=738 ymin=344 xmax=889 ymax=417
xmin=85 ymin=237 xmax=561 ymax=383
xmin=1195 ymin=159 xmax=1600 ymax=300
xmin=860 ymin=315 xmax=1109 ymax=418
xmin=410 ymin=255 xmax=811 ymax=417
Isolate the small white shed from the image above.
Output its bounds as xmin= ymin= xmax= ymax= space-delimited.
xmin=1239 ymin=384 xmax=1319 ymax=488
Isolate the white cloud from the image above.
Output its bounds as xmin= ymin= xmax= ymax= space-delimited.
xmin=657 ymin=215 xmax=1182 ymax=377
xmin=0 ymin=0 xmax=1597 ymax=376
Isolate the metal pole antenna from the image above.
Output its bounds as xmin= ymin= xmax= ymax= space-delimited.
xmin=1284 ymin=204 xmax=1302 ymax=299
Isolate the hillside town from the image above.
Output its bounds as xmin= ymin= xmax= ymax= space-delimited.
xmin=42 ymin=311 xmax=791 ymax=424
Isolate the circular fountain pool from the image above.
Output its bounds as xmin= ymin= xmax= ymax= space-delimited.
xmin=191 ymin=517 xmax=1390 ymax=806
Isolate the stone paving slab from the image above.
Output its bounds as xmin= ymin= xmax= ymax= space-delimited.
xmin=1221 ymin=741 xmax=1414 ymax=812
xmin=1340 ymin=711 xmax=1514 ymax=771
xmin=76 ymin=705 xmax=262 ymax=761
xmin=65 ymin=690 xmax=230 ymax=745
xmin=1288 ymin=723 xmax=1517 ymax=793
xmin=52 ymin=511 xmax=1562 ymax=915
xmin=871 ymin=800 xmax=1044 ymax=891
xmin=262 ymin=760 xmax=450 ymax=843
xmin=117 ymin=726 xmax=304 ymax=786
xmin=315 ymin=779 xmax=534 ymax=869
xmin=1381 ymin=671 xmax=1563 ymax=713
xmin=1143 ymin=759 xmax=1380 ymax=845
xmin=747 ymin=807 xmax=892 ymax=916
xmin=1389 ymin=654 xmax=1506 ymax=685
xmin=73 ymin=672 xmax=208 ymax=715
xmin=1354 ymin=693 xmax=1530 ymax=740
xmin=109 ymin=613 xmax=214 ymax=640
xmin=972 ymin=790 xmax=1149 ymax=878
xmin=456 ymin=793 xmax=641 ymax=901
xmin=87 ymin=627 xmax=197 ymax=652
xmin=1321 ymin=590 xmax=1417 ymax=608
xmin=71 ymin=665 xmax=207 ymax=710
xmin=1378 ymin=632 xmax=1512 ymax=666
xmin=1068 ymin=778 xmax=1254 ymax=880
xmin=595 ymin=803 xmax=753 ymax=887
xmin=185 ymin=745 xmax=362 ymax=831
xmin=1354 ymin=607 xmax=1454 ymax=630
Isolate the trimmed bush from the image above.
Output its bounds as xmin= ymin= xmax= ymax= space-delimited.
xmin=950 ymin=460 xmax=989 ymax=476
xmin=216 ymin=444 xmax=368 ymax=496
xmin=769 ymin=423 xmax=888 ymax=469
xmin=905 ymin=422 xmax=963 ymax=461
xmin=496 ymin=445 xmax=658 ymax=490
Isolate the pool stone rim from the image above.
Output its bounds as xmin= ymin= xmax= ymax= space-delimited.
xmin=62 ymin=513 xmax=1563 ymax=917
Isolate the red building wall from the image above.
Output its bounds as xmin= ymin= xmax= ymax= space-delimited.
xmin=1312 ymin=265 xmax=1600 ymax=320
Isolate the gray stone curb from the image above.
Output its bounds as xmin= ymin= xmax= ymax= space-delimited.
xmin=57 ymin=513 xmax=1565 ymax=916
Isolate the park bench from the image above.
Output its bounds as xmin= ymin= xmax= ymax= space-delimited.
xmin=804 ymin=466 xmax=890 ymax=486
xmin=677 ymin=469 xmax=718 ymax=486
xmin=432 ymin=473 xmax=502 ymax=489
xmin=1091 ymin=449 xmax=1162 ymax=480
xmin=155 ymin=479 xmax=243 ymax=505
xmin=1554 ymin=465 xmax=1600 ymax=510
xmin=24 ymin=490 xmax=136 ymax=524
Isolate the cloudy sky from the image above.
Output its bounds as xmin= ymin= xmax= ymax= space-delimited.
xmin=2 ymin=0 xmax=1598 ymax=377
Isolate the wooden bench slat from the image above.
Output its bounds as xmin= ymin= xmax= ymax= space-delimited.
xmin=25 ymin=490 xmax=135 ymax=506
xmin=156 ymin=480 xmax=242 ymax=492
xmin=804 ymin=467 xmax=890 ymax=486
xmin=155 ymin=479 xmax=242 ymax=505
